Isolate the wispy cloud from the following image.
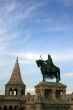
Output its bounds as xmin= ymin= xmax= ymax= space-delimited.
xmin=0 ymin=0 xmax=45 ymax=51
xmin=52 ymin=51 xmax=73 ymax=61
xmin=48 ymin=26 xmax=68 ymax=32
xmin=22 ymin=31 xmax=31 ymax=42
xmin=0 ymin=86 xmax=5 ymax=95
xmin=26 ymin=87 xmax=35 ymax=95
xmin=4 ymin=50 xmax=73 ymax=65
xmin=7 ymin=51 xmax=40 ymax=60
xmin=58 ymin=0 xmax=73 ymax=6
xmin=63 ymin=0 xmax=73 ymax=6
xmin=34 ymin=18 xmax=53 ymax=23
xmin=0 ymin=0 xmax=45 ymax=23
xmin=66 ymin=90 xmax=72 ymax=94
xmin=63 ymin=72 xmax=73 ymax=78
xmin=0 ymin=46 xmax=5 ymax=52
xmin=0 ymin=61 xmax=7 ymax=66
xmin=0 ymin=34 xmax=17 ymax=42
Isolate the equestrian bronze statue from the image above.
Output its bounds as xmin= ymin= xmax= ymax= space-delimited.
xmin=36 ymin=54 xmax=60 ymax=82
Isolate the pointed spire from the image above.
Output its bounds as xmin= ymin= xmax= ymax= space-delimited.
xmin=16 ymin=56 xmax=18 ymax=62
xmin=7 ymin=57 xmax=25 ymax=85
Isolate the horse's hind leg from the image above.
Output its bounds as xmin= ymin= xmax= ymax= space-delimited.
xmin=56 ymin=77 xmax=59 ymax=82
xmin=58 ymin=69 xmax=60 ymax=81
xmin=42 ymin=74 xmax=44 ymax=81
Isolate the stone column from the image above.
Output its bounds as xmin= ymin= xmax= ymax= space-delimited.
xmin=52 ymin=89 xmax=56 ymax=100
xmin=36 ymin=103 xmax=42 ymax=110
xmin=26 ymin=104 xmax=31 ymax=110
xmin=62 ymin=90 xmax=66 ymax=101
xmin=40 ymin=88 xmax=45 ymax=98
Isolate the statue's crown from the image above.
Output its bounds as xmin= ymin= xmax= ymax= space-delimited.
xmin=48 ymin=54 xmax=51 ymax=58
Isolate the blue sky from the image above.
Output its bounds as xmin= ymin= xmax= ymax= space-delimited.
xmin=0 ymin=0 xmax=73 ymax=94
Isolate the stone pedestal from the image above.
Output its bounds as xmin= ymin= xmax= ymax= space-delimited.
xmin=35 ymin=81 xmax=66 ymax=102
xmin=35 ymin=81 xmax=70 ymax=110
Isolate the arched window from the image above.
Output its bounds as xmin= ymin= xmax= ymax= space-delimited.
xmin=45 ymin=89 xmax=52 ymax=99
xmin=14 ymin=106 xmax=18 ymax=110
xmin=56 ymin=90 xmax=62 ymax=99
xmin=21 ymin=107 xmax=25 ymax=110
xmin=8 ymin=106 xmax=13 ymax=110
xmin=9 ymin=89 xmax=13 ymax=95
xmin=21 ymin=89 xmax=24 ymax=95
xmin=14 ymin=89 xmax=18 ymax=95
xmin=0 ymin=107 xmax=1 ymax=110
xmin=4 ymin=106 xmax=7 ymax=110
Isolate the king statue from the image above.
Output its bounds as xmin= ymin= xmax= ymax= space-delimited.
xmin=36 ymin=54 xmax=60 ymax=82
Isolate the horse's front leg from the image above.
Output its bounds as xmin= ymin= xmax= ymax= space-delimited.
xmin=58 ymin=68 xmax=60 ymax=81
xmin=56 ymin=71 xmax=60 ymax=82
xmin=42 ymin=72 xmax=45 ymax=81
xmin=56 ymin=76 xmax=59 ymax=82
xmin=41 ymin=68 xmax=45 ymax=81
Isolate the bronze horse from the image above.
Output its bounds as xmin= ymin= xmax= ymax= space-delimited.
xmin=36 ymin=59 xmax=60 ymax=82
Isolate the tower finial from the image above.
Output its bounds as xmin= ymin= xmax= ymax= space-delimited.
xmin=16 ymin=56 xmax=18 ymax=62
xmin=7 ymin=56 xmax=25 ymax=85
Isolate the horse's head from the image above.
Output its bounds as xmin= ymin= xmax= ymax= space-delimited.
xmin=36 ymin=60 xmax=41 ymax=67
xmin=36 ymin=59 xmax=45 ymax=68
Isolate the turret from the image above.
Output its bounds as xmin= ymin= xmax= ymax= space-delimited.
xmin=5 ymin=57 xmax=26 ymax=96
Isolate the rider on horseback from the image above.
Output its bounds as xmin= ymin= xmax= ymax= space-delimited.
xmin=36 ymin=54 xmax=60 ymax=82
xmin=43 ymin=54 xmax=55 ymax=73
xmin=44 ymin=54 xmax=54 ymax=67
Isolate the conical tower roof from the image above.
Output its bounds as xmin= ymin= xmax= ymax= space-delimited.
xmin=7 ymin=57 xmax=25 ymax=86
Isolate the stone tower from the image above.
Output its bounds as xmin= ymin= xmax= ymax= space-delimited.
xmin=5 ymin=57 xmax=26 ymax=96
